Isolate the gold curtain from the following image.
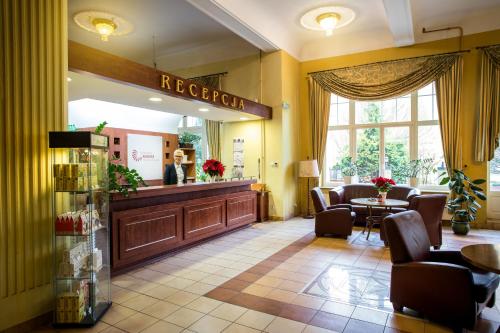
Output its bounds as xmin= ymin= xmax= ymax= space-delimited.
xmin=474 ymin=45 xmax=500 ymax=162
xmin=311 ymin=54 xmax=461 ymax=101
xmin=205 ymin=120 xmax=222 ymax=160
xmin=436 ymin=56 xmax=464 ymax=174
xmin=308 ymin=77 xmax=331 ymax=171
xmin=189 ymin=74 xmax=222 ymax=90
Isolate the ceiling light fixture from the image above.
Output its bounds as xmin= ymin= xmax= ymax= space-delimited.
xmin=148 ymin=97 xmax=162 ymax=102
xmin=74 ymin=11 xmax=133 ymax=42
xmin=67 ymin=77 xmax=72 ymax=82
xmin=300 ymin=6 xmax=355 ymax=36
xmin=198 ymin=108 xmax=209 ymax=112
xmin=240 ymin=117 xmax=249 ymax=121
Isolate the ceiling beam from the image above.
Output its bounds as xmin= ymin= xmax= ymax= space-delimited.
xmin=382 ymin=0 xmax=415 ymax=47
xmin=185 ymin=0 xmax=280 ymax=53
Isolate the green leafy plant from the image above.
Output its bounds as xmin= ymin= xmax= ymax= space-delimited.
xmin=439 ymin=168 xmax=486 ymax=223
xmin=336 ymin=156 xmax=357 ymax=177
xmin=93 ymin=121 xmax=147 ymax=196
xmin=402 ymin=159 xmax=422 ymax=178
xmin=419 ymin=157 xmax=437 ymax=184
xmin=196 ymin=165 xmax=208 ymax=182
xmin=178 ymin=132 xmax=201 ymax=145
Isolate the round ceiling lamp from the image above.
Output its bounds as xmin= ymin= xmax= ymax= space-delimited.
xmin=300 ymin=6 xmax=355 ymax=36
xmin=73 ymin=11 xmax=133 ymax=42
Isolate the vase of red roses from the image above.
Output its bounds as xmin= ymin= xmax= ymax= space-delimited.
xmin=371 ymin=177 xmax=396 ymax=202
xmin=202 ymin=159 xmax=225 ymax=183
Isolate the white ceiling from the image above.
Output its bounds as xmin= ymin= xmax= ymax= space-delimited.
xmin=68 ymin=71 xmax=261 ymax=123
xmin=188 ymin=0 xmax=500 ymax=61
xmin=68 ymin=0 xmax=260 ymax=71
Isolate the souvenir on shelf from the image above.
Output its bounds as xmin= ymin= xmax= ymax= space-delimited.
xmin=49 ymin=131 xmax=111 ymax=327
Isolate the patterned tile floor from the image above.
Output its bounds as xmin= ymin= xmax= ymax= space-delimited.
xmin=35 ymin=218 xmax=500 ymax=333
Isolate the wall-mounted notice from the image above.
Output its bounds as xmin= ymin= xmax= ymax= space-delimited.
xmin=233 ymin=138 xmax=244 ymax=177
xmin=127 ymin=134 xmax=163 ymax=180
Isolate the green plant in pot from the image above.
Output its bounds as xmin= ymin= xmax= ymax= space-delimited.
xmin=178 ymin=132 xmax=201 ymax=148
xmin=439 ymin=168 xmax=486 ymax=235
xmin=337 ymin=156 xmax=358 ymax=184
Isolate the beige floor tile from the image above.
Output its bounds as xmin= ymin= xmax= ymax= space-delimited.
xmin=185 ymin=281 xmax=217 ymax=295
xmin=222 ymin=323 xmax=261 ymax=333
xmin=424 ymin=322 xmax=453 ymax=333
xmin=114 ymin=312 xmax=158 ymax=333
xmin=291 ymin=294 xmax=325 ymax=310
xmin=162 ymin=277 xmax=197 ymax=289
xmin=242 ymin=284 xmax=273 ymax=297
xmin=112 ymin=288 xmax=141 ymax=304
xmin=204 ymin=274 xmax=232 ymax=286
xmin=101 ymin=304 xmax=137 ymax=325
xmin=320 ymin=301 xmax=355 ymax=317
xmin=385 ymin=313 xmax=425 ymax=333
xmin=63 ymin=321 xmax=111 ymax=333
xmin=351 ymin=306 xmax=388 ymax=326
xmin=210 ymin=303 xmax=248 ymax=322
xmin=277 ymin=280 xmax=305 ymax=293
xmin=303 ymin=325 xmax=340 ymax=333
xmin=236 ymin=310 xmax=276 ymax=330
xmin=165 ymin=290 xmax=200 ymax=306
xmin=140 ymin=320 xmax=184 ymax=333
xmin=100 ymin=327 xmax=127 ymax=333
xmin=255 ymin=276 xmax=284 ymax=288
xmin=265 ymin=317 xmax=306 ymax=333
xmin=189 ymin=315 xmax=231 ymax=333
xmin=164 ymin=308 xmax=205 ymax=328
xmin=186 ymin=296 xmax=222 ymax=313
xmin=142 ymin=284 xmax=179 ymax=299
xmin=266 ymin=289 xmax=297 ymax=303
xmin=121 ymin=294 xmax=159 ymax=311
xmin=217 ymin=268 xmax=242 ymax=278
xmin=141 ymin=300 xmax=180 ymax=319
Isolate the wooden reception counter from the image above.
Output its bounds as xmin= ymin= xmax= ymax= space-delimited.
xmin=109 ymin=180 xmax=257 ymax=272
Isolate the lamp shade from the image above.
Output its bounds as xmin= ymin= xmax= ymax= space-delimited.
xmin=298 ymin=160 xmax=320 ymax=178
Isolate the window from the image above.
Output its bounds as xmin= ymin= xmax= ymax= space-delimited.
xmin=490 ymin=147 xmax=500 ymax=192
xmin=324 ymin=83 xmax=446 ymax=188
xmin=178 ymin=116 xmax=207 ymax=173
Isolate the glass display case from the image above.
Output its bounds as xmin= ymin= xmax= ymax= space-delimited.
xmin=49 ymin=132 xmax=111 ymax=327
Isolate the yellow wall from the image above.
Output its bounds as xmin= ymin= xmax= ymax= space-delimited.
xmin=221 ymin=120 xmax=263 ymax=179
xmin=299 ymin=29 xmax=500 ymax=226
xmin=171 ymin=54 xmax=261 ymax=102
xmin=0 ymin=0 xmax=68 ymax=330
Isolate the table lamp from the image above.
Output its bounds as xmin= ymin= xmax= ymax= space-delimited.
xmin=299 ymin=159 xmax=320 ymax=219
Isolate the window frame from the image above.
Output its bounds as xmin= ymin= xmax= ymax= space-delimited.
xmin=323 ymin=87 xmax=445 ymax=190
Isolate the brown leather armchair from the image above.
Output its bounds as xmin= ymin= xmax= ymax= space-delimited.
xmin=384 ymin=211 xmax=499 ymax=330
xmin=408 ymin=194 xmax=447 ymax=250
xmin=311 ymin=187 xmax=355 ymax=238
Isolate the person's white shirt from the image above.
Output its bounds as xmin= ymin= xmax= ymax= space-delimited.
xmin=175 ymin=163 xmax=184 ymax=185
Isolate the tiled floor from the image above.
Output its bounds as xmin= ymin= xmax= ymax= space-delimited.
xmin=35 ymin=218 xmax=500 ymax=333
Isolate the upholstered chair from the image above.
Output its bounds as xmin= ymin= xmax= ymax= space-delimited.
xmin=384 ymin=211 xmax=499 ymax=330
xmin=408 ymin=194 xmax=447 ymax=249
xmin=310 ymin=187 xmax=355 ymax=238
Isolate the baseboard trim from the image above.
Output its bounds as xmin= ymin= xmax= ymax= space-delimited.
xmin=0 ymin=312 xmax=51 ymax=333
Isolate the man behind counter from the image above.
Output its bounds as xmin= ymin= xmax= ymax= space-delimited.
xmin=163 ymin=149 xmax=188 ymax=185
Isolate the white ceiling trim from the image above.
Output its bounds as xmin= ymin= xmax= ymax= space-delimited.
xmin=382 ymin=0 xmax=415 ymax=46
xmin=185 ymin=0 xmax=280 ymax=53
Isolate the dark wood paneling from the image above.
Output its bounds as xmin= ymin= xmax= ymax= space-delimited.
xmin=184 ymin=200 xmax=226 ymax=240
xmin=227 ymin=194 xmax=257 ymax=228
xmin=68 ymin=40 xmax=272 ymax=119
xmin=112 ymin=205 xmax=182 ymax=269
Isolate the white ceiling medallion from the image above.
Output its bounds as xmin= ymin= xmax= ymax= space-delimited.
xmin=300 ymin=6 xmax=356 ymax=36
xmin=73 ymin=11 xmax=134 ymax=41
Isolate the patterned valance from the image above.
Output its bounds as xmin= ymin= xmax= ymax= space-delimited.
xmin=310 ymin=54 xmax=462 ymax=101
xmin=188 ymin=74 xmax=222 ymax=90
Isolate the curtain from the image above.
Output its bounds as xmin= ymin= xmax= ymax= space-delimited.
xmin=435 ymin=56 xmax=464 ymax=175
xmin=188 ymin=74 xmax=222 ymax=90
xmin=474 ymin=45 xmax=500 ymax=162
xmin=308 ymin=77 xmax=331 ymax=171
xmin=205 ymin=119 xmax=222 ymax=160
xmin=311 ymin=54 xmax=461 ymax=101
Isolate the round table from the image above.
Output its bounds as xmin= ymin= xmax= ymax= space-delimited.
xmin=351 ymin=198 xmax=409 ymax=243
xmin=461 ymin=244 xmax=500 ymax=274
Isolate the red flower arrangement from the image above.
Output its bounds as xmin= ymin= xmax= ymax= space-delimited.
xmin=202 ymin=159 xmax=225 ymax=177
xmin=371 ymin=177 xmax=396 ymax=192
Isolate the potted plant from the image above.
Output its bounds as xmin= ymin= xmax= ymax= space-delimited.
xmin=178 ymin=132 xmax=201 ymax=148
xmin=440 ymin=168 xmax=486 ymax=235
xmin=403 ymin=159 xmax=421 ymax=187
xmin=202 ymin=159 xmax=225 ymax=182
xmin=339 ymin=156 xmax=358 ymax=184
xmin=371 ymin=177 xmax=396 ymax=202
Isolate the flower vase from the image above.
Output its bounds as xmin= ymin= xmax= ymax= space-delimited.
xmin=378 ymin=191 xmax=387 ymax=202
xmin=207 ymin=175 xmax=216 ymax=183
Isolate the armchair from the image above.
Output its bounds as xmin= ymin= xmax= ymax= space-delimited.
xmin=310 ymin=187 xmax=355 ymax=238
xmin=384 ymin=211 xmax=499 ymax=330
xmin=408 ymin=194 xmax=447 ymax=249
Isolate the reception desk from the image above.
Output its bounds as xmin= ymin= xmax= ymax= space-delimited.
xmin=109 ymin=180 xmax=257 ymax=272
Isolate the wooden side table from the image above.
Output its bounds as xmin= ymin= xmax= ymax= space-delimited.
xmin=256 ymin=191 xmax=269 ymax=222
